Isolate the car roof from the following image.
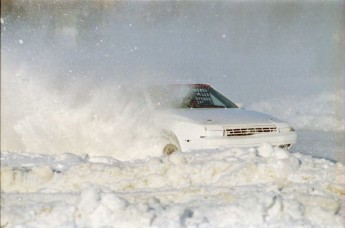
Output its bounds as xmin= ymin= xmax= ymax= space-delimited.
xmin=117 ymin=83 xmax=213 ymax=90
xmin=149 ymin=83 xmax=212 ymax=88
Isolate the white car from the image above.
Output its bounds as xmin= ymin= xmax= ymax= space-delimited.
xmin=129 ymin=84 xmax=297 ymax=155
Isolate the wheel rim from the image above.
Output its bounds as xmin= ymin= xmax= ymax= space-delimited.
xmin=163 ymin=144 xmax=179 ymax=155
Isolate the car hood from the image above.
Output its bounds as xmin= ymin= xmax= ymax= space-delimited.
xmin=163 ymin=108 xmax=283 ymax=126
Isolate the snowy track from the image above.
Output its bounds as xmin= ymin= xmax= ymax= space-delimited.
xmin=1 ymin=147 xmax=344 ymax=227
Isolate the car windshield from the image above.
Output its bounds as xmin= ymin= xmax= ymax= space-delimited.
xmin=149 ymin=84 xmax=238 ymax=109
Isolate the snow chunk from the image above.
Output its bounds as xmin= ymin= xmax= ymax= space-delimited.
xmin=274 ymin=147 xmax=289 ymax=159
xmin=258 ymin=143 xmax=274 ymax=157
xmin=169 ymin=151 xmax=187 ymax=165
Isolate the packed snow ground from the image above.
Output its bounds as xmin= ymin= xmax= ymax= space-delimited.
xmin=1 ymin=145 xmax=344 ymax=227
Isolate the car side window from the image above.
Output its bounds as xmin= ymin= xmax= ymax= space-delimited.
xmin=210 ymin=93 xmax=224 ymax=106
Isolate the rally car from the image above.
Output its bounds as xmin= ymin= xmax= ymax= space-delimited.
xmin=124 ymin=84 xmax=297 ymax=155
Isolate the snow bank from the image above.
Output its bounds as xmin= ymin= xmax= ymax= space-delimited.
xmin=1 ymin=146 xmax=344 ymax=227
xmin=249 ymin=90 xmax=345 ymax=132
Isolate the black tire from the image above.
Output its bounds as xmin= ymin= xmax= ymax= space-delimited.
xmin=279 ymin=144 xmax=291 ymax=150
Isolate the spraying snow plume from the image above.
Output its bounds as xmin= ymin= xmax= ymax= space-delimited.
xmin=2 ymin=63 xmax=167 ymax=160
xmin=1 ymin=2 xmax=180 ymax=159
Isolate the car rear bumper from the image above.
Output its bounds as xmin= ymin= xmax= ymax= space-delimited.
xmin=180 ymin=132 xmax=297 ymax=151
